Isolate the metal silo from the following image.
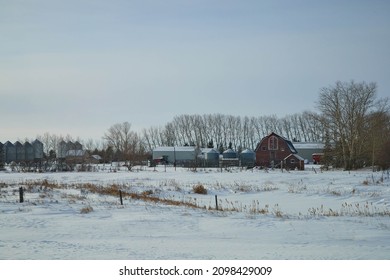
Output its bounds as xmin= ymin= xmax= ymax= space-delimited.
xmin=24 ymin=142 xmax=34 ymax=162
xmin=14 ymin=141 xmax=25 ymax=162
xmin=240 ymin=149 xmax=256 ymax=167
xmin=0 ymin=142 xmax=4 ymax=166
xmin=57 ymin=141 xmax=67 ymax=159
xmin=205 ymin=148 xmax=220 ymax=167
xmin=74 ymin=141 xmax=83 ymax=150
xmin=32 ymin=139 xmax=44 ymax=160
xmin=222 ymin=148 xmax=237 ymax=159
xmin=222 ymin=148 xmax=238 ymax=167
xmin=4 ymin=141 xmax=16 ymax=163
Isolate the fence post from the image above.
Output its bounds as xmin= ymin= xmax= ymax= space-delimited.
xmin=215 ymin=195 xmax=218 ymax=210
xmin=19 ymin=187 xmax=24 ymax=203
xmin=119 ymin=190 xmax=123 ymax=205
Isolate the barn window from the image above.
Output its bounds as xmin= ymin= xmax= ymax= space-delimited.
xmin=268 ymin=136 xmax=278 ymax=150
xmin=290 ymin=158 xmax=295 ymax=164
xmin=262 ymin=146 xmax=266 ymax=151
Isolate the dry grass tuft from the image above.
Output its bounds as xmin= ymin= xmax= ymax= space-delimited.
xmin=80 ymin=205 xmax=93 ymax=214
xmin=193 ymin=184 xmax=207 ymax=194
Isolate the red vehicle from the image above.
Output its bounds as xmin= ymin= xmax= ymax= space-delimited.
xmin=312 ymin=153 xmax=324 ymax=164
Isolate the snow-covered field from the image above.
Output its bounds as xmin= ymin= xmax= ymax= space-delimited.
xmin=1 ymin=165 xmax=390 ymax=260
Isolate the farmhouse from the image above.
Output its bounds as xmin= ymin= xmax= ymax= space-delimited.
xmin=255 ymin=132 xmax=303 ymax=169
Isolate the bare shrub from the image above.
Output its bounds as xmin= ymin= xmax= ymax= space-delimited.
xmin=272 ymin=204 xmax=284 ymax=218
xmin=193 ymin=184 xmax=207 ymax=194
xmin=80 ymin=206 xmax=93 ymax=214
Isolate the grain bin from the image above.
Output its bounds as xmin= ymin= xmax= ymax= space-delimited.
xmin=14 ymin=141 xmax=25 ymax=162
xmin=205 ymin=148 xmax=220 ymax=167
xmin=4 ymin=141 xmax=16 ymax=163
xmin=222 ymin=148 xmax=239 ymax=167
xmin=32 ymin=139 xmax=44 ymax=160
xmin=222 ymin=148 xmax=237 ymax=159
xmin=240 ymin=149 xmax=256 ymax=167
xmin=24 ymin=142 xmax=34 ymax=161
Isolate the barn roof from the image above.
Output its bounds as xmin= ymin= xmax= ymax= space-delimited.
xmin=268 ymin=132 xmax=298 ymax=154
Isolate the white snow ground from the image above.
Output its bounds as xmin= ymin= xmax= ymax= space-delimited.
xmin=1 ymin=165 xmax=389 ymax=260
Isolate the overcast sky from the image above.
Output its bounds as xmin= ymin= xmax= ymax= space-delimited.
xmin=1 ymin=0 xmax=389 ymax=142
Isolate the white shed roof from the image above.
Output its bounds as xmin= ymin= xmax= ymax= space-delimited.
xmin=293 ymin=142 xmax=324 ymax=149
xmin=153 ymin=146 xmax=196 ymax=152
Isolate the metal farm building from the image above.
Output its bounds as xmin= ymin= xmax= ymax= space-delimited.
xmin=0 ymin=139 xmax=44 ymax=165
xmin=152 ymin=146 xmax=198 ymax=166
xmin=292 ymin=142 xmax=325 ymax=163
xmin=240 ymin=149 xmax=256 ymax=168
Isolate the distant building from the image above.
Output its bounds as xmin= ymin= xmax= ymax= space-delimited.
xmin=221 ymin=148 xmax=239 ymax=167
xmin=0 ymin=139 xmax=43 ymax=166
xmin=24 ymin=142 xmax=34 ymax=162
xmin=65 ymin=149 xmax=88 ymax=164
xmin=283 ymin=154 xmax=305 ymax=170
xmin=32 ymin=139 xmax=44 ymax=160
xmin=57 ymin=141 xmax=83 ymax=160
xmin=152 ymin=146 xmax=198 ymax=165
xmin=199 ymin=148 xmax=220 ymax=167
xmin=240 ymin=149 xmax=256 ymax=168
xmin=293 ymin=142 xmax=325 ymax=163
xmin=0 ymin=142 xmax=3 ymax=167
xmin=57 ymin=141 xmax=67 ymax=159
xmin=3 ymin=141 xmax=16 ymax=163
xmin=255 ymin=132 xmax=303 ymax=170
xmin=14 ymin=141 xmax=25 ymax=162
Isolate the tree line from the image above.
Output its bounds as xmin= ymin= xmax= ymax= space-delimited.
xmin=142 ymin=112 xmax=323 ymax=152
xmin=33 ymin=80 xmax=389 ymax=170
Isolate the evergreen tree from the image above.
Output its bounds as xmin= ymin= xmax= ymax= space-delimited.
xmin=218 ymin=143 xmax=224 ymax=154
xmin=207 ymin=140 xmax=214 ymax=148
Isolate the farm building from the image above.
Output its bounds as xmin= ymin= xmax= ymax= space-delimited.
xmin=199 ymin=148 xmax=220 ymax=167
xmin=292 ymin=142 xmax=325 ymax=163
xmin=152 ymin=146 xmax=199 ymax=165
xmin=57 ymin=141 xmax=83 ymax=159
xmin=32 ymin=140 xmax=44 ymax=160
xmin=3 ymin=141 xmax=16 ymax=163
xmin=255 ymin=132 xmax=303 ymax=169
xmin=283 ymin=154 xmax=305 ymax=170
xmin=65 ymin=150 xmax=88 ymax=164
xmin=0 ymin=139 xmax=44 ymax=165
xmin=24 ymin=142 xmax=34 ymax=161
xmin=0 ymin=142 xmax=3 ymax=166
xmin=240 ymin=149 xmax=256 ymax=168
xmin=14 ymin=141 xmax=25 ymax=162
xmin=57 ymin=141 xmax=67 ymax=159
xmin=221 ymin=148 xmax=239 ymax=167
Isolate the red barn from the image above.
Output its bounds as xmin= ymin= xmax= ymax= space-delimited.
xmin=255 ymin=132 xmax=303 ymax=170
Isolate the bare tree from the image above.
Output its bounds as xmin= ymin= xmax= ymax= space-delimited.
xmin=103 ymin=122 xmax=144 ymax=168
xmin=317 ymin=80 xmax=379 ymax=170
